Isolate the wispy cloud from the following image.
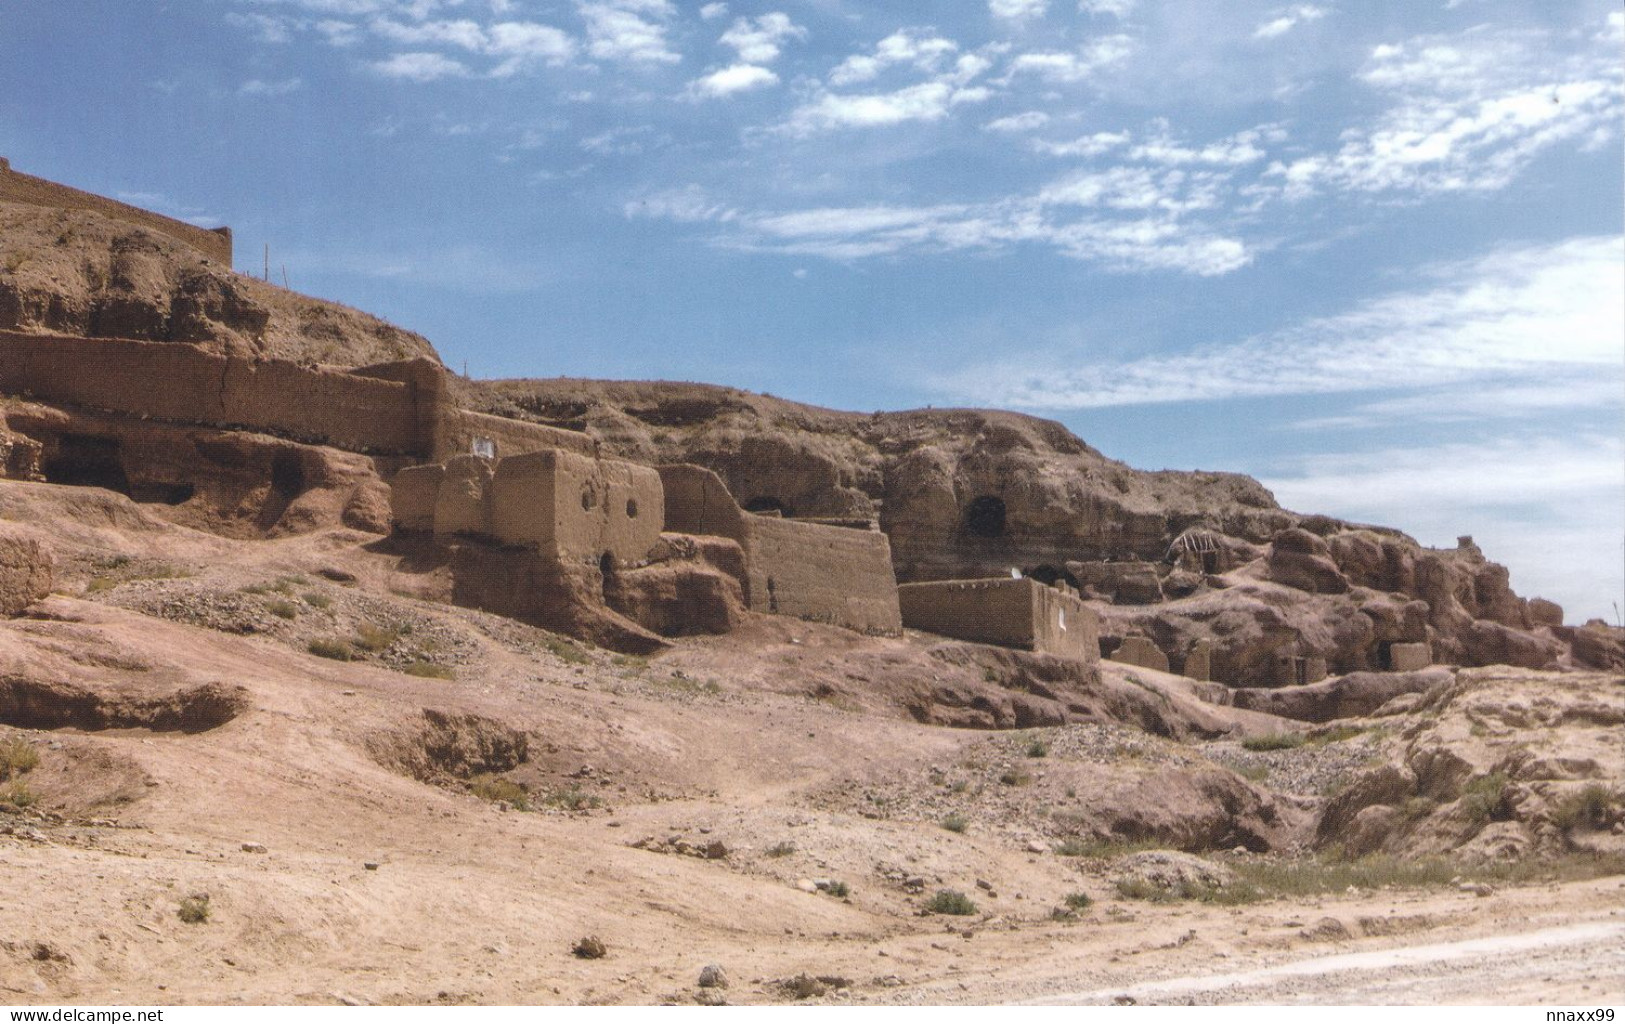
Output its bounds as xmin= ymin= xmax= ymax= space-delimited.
xmin=1253 ymin=4 xmax=1329 ymax=41
xmin=990 ymin=0 xmax=1048 ymax=21
xmin=685 ymin=63 xmax=778 ymax=98
xmin=717 ymin=12 xmax=804 ymax=64
xmin=929 ymin=234 xmax=1623 ymax=408
xmin=984 ymin=110 xmax=1049 ymax=132
xmin=1263 ymin=27 xmax=1623 ymax=198
xmin=369 ymin=50 xmax=470 ymax=80
xmin=1000 ymin=34 xmax=1134 ymax=83
xmin=240 ymin=77 xmax=305 ymax=96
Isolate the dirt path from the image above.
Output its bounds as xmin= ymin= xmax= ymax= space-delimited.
xmin=1018 ymin=921 xmax=1625 ymax=1005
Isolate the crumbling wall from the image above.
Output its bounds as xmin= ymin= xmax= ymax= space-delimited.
xmin=0 ymin=332 xmax=418 ymax=452
xmin=437 ymin=409 xmax=596 ymax=462
xmin=659 ymin=463 xmax=901 ymax=635
xmin=898 ymin=577 xmax=1098 ymax=661
xmin=0 ymin=157 xmax=232 ymax=265
xmin=489 ymin=449 xmax=663 ymax=565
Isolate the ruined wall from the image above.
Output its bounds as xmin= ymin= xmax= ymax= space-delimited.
xmin=898 ymin=577 xmax=1098 ymax=661
xmin=438 ymin=409 xmax=596 ymax=461
xmin=0 ymin=157 xmax=232 ymax=265
xmin=490 ymin=449 xmax=663 ymax=565
xmin=0 ymin=332 xmax=420 ymax=453
xmin=659 ymin=463 xmax=901 ymax=635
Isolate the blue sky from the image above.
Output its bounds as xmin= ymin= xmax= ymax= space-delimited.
xmin=2 ymin=0 xmax=1621 ymax=622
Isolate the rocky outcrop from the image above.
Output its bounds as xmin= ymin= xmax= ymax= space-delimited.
xmin=0 ymin=202 xmax=438 ymax=366
xmin=0 ymin=522 xmax=53 ymax=615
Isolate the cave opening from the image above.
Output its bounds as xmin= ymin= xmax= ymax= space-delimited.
xmin=744 ymin=496 xmax=792 ymax=518
xmin=964 ymin=495 xmax=1007 ymax=538
xmin=42 ymin=435 xmax=130 ymax=495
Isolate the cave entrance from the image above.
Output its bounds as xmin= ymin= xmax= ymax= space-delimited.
xmin=744 ymin=496 xmax=792 ymax=518
xmin=964 ymin=495 xmax=1007 ymax=538
xmin=42 ymin=435 xmax=130 ymax=495
xmin=270 ymin=451 xmax=306 ymax=499
xmin=1024 ymin=564 xmax=1079 ymax=589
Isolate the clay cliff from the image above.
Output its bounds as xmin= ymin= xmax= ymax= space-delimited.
xmin=0 ymin=201 xmax=438 ymax=366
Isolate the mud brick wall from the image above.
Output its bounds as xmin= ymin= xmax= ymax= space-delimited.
xmin=439 ymin=409 xmax=597 ymax=461
xmin=898 ymin=577 xmax=1098 ymax=662
xmin=660 ymin=463 xmax=901 ymax=635
xmin=0 ymin=157 xmax=233 ymax=266
xmin=490 ymin=449 xmax=663 ymax=564
xmin=0 ymin=332 xmax=419 ymax=453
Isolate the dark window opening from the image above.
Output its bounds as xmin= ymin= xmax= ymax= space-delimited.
xmin=1202 ymin=550 xmax=1220 ymax=574
xmin=744 ymin=496 xmax=792 ymax=518
xmin=43 ymin=435 xmax=130 ymax=495
xmin=625 ymin=498 xmax=639 ymax=519
xmin=270 ymin=451 xmax=306 ymax=499
xmin=766 ymin=576 xmax=779 ymax=614
xmin=1025 ymin=564 xmax=1079 ymax=589
xmin=964 ymin=495 xmax=1007 ymax=538
xmin=599 ymin=552 xmax=616 ymax=578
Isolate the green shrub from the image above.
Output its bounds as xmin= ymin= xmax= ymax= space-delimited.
xmin=353 ymin=624 xmax=403 ymax=653
xmin=0 ymin=738 xmax=39 ymax=780
xmin=925 ymin=889 xmax=977 ymax=916
xmin=1 ymin=779 xmax=36 ymax=809
xmin=940 ymin=813 xmax=968 ymax=833
xmin=266 ymin=600 xmax=299 ymax=620
xmin=1025 ymin=738 xmax=1049 ymax=758
xmin=308 ymin=639 xmax=356 ymax=661
xmin=85 ymin=577 xmax=117 ymax=594
xmin=544 ymin=635 xmax=590 ymax=665
xmin=1242 ymin=733 xmax=1305 ymax=752
xmin=825 ymin=880 xmax=850 ymax=898
xmin=1063 ymin=892 xmax=1094 ymax=911
xmin=402 ymin=660 xmax=455 ymax=680
xmin=765 ymin=841 xmax=797 ymax=858
xmin=1459 ymin=772 xmax=1512 ymax=826
xmin=543 ymin=787 xmax=601 ymax=812
xmin=302 ymin=592 xmax=332 ymax=610
xmin=1553 ymin=784 xmax=1617 ymax=833
xmin=177 ymin=895 xmax=211 ymax=924
xmin=999 ymin=768 xmax=1032 ymax=786
xmin=470 ymin=776 xmax=529 ymax=810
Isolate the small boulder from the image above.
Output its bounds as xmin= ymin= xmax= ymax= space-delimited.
xmin=697 ymin=964 xmax=729 ymax=989
xmin=0 ymin=524 xmax=54 ymax=617
xmin=572 ymin=936 xmax=607 ymax=959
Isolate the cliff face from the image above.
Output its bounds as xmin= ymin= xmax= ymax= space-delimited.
xmin=473 ymin=378 xmax=1619 ymax=678
xmin=0 ymin=201 xmax=438 ymax=367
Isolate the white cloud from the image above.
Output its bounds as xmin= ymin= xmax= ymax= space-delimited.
xmin=315 ymin=19 xmax=362 ymax=45
xmin=1265 ymin=27 xmax=1623 ymax=198
xmin=370 ymin=16 xmax=487 ymax=50
xmin=578 ymin=0 xmax=678 ymax=64
xmin=1078 ymin=0 xmax=1135 ymax=15
xmin=240 ymin=77 xmax=305 ymax=95
xmin=929 ymin=234 xmax=1623 ymax=408
xmin=686 ymin=63 xmax=779 ymax=98
xmin=1128 ymin=123 xmax=1277 ymax=166
xmin=984 ymin=110 xmax=1050 ymax=132
xmin=1002 ymin=34 xmax=1134 ymax=82
xmin=1031 ymin=129 xmax=1130 ymax=157
xmin=828 ymin=29 xmax=958 ymax=85
xmin=787 ymin=82 xmax=957 ymax=132
xmin=990 ymin=0 xmax=1048 ymax=21
xmin=1253 ymin=4 xmax=1328 ymax=41
xmin=699 ymin=2 xmax=727 ymax=20
xmin=226 ymin=12 xmax=297 ymax=43
xmin=718 ymin=12 xmax=804 ymax=65
xmin=369 ymin=50 xmax=470 ymax=80
xmin=486 ymin=21 xmax=577 ymax=73
xmin=623 ymin=185 xmax=737 ymax=222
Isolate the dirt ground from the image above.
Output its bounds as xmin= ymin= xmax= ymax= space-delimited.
xmin=2 ymin=481 xmax=1621 ymax=1006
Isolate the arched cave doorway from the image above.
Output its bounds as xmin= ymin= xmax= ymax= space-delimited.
xmin=744 ymin=496 xmax=793 ymax=518
xmin=270 ymin=450 xmax=307 ymax=500
xmin=964 ymin=495 xmax=1007 ymax=538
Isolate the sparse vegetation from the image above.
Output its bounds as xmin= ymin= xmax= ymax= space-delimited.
xmin=0 ymin=737 xmax=39 ymax=780
xmin=470 ymin=776 xmax=529 ymax=810
xmin=1459 ymin=771 xmax=1512 ymax=827
xmin=353 ymin=623 xmax=404 ymax=653
xmin=925 ymin=889 xmax=977 ymax=916
xmin=302 ymin=591 xmax=332 ymax=610
xmin=541 ymin=787 xmax=601 ymax=812
xmin=1053 ymin=837 xmax=1159 ymax=859
xmin=825 ymin=880 xmax=850 ymax=898
xmin=177 ymin=895 xmax=211 ymax=924
xmin=1025 ymin=738 xmax=1049 ymax=758
xmin=1 ymin=779 xmax=37 ymax=809
xmin=266 ymin=599 xmax=299 ymax=620
xmin=402 ymin=660 xmax=455 ymax=680
xmin=1063 ymin=892 xmax=1094 ymax=911
xmin=1553 ymin=784 xmax=1618 ymax=833
xmin=308 ymin=638 xmax=356 ymax=661
xmin=1308 ymin=725 xmax=1369 ymax=746
xmin=998 ymin=768 xmax=1032 ymax=786
xmin=544 ymin=635 xmax=590 ymax=665
xmin=765 ymin=841 xmax=797 ymax=858
xmin=940 ymin=813 xmax=968 ymax=833
xmin=1242 ymin=732 xmax=1306 ymax=752
xmin=85 ymin=576 xmax=117 ymax=594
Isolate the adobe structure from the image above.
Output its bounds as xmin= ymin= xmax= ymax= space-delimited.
xmin=0 ymin=157 xmax=233 ymax=266
xmin=897 ymin=577 xmax=1098 ymax=663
